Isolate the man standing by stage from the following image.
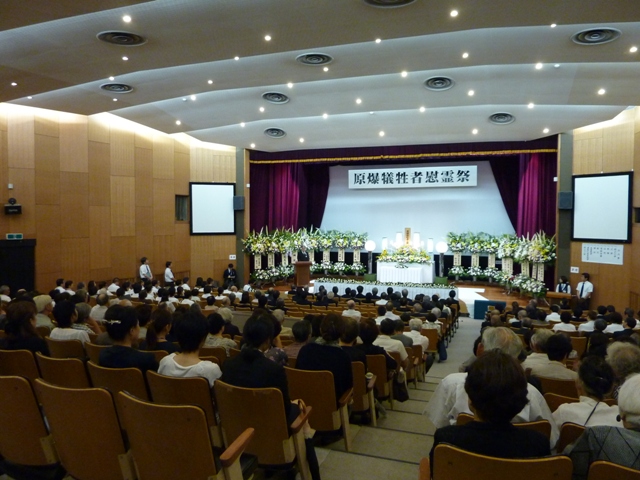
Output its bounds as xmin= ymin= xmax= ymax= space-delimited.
xmin=297 ymin=245 xmax=310 ymax=262
xmin=576 ymin=272 xmax=594 ymax=310
xmin=139 ymin=257 xmax=153 ymax=282
xmin=223 ymin=263 xmax=237 ymax=288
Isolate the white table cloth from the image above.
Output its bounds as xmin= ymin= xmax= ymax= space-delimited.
xmin=377 ymin=262 xmax=434 ymax=284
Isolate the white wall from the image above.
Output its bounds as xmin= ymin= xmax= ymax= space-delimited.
xmin=320 ymin=161 xmax=515 ymax=252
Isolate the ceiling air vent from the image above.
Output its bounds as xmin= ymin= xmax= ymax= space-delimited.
xmin=264 ymin=128 xmax=286 ymax=138
xmin=97 ymin=31 xmax=147 ymax=46
xmin=296 ymin=53 xmax=333 ymax=66
xmin=489 ymin=113 xmax=515 ymax=125
xmin=262 ymin=92 xmax=290 ymax=104
xmin=571 ymin=28 xmax=621 ymax=45
xmin=424 ymin=77 xmax=455 ymax=91
xmin=100 ymin=83 xmax=134 ymax=93
xmin=363 ymin=0 xmax=417 ymax=7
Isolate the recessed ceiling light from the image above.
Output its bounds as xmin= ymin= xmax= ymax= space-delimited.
xmin=234 ymin=56 xmax=240 ymax=61
xmin=190 ymin=95 xmax=196 ymax=101
xmin=240 ymin=122 xmax=245 ymax=127
xmin=369 ymin=111 xmax=374 ymax=115
xmin=250 ymin=143 xmax=255 ymax=148
xmin=322 ymin=113 xmax=328 ymax=119
xmin=528 ymin=102 xmax=535 ymax=108
xmin=122 ymin=15 xmax=132 ymax=23
xmin=401 ymin=71 xmax=408 ymax=77
xmin=259 ymin=107 xmax=265 ymax=112
xmin=468 ymin=90 xmax=475 ymax=96
xmin=598 ymin=88 xmax=606 ymax=95
xmin=27 ymin=96 xmax=32 ymax=99
xmin=543 ymin=128 xmax=550 ymax=134
xmin=379 ymin=131 xmax=385 ymax=137
xmin=175 ymin=120 xmax=181 ymax=125
xmin=323 ymin=66 xmax=329 ymax=72
xmin=450 ymin=10 xmax=459 ymax=17
xmin=109 ymin=76 xmax=115 ymax=81
xmin=472 ymin=128 xmax=478 ymax=134
xmin=182 ymin=98 xmax=187 ymax=102
xmin=264 ymin=35 xmax=272 ymax=41
xmin=554 ymin=64 xmax=561 ymax=68
xmin=462 ymin=52 xmax=469 ymax=58
xmin=419 ymin=106 xmax=426 ymax=112
xmin=630 ymin=46 xmax=638 ymax=53
xmin=10 ymin=82 xmax=17 ymax=86
xmin=112 ymin=98 xmax=118 ymax=102
xmin=550 ymin=23 xmax=557 ymax=28
xmin=207 ymin=79 xmax=213 ymax=84
xmin=122 ymin=56 xmax=129 ymax=61
xmin=535 ymin=63 xmax=543 ymax=70
xmin=299 ymin=138 xmax=304 ymax=143
xmin=375 ymin=38 xmax=381 ymax=43
xmin=287 ymin=82 xmax=293 ymax=88
xmin=356 ymin=98 xmax=362 ymax=104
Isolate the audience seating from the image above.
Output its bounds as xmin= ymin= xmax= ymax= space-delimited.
xmin=456 ymin=413 xmax=552 ymax=439
xmin=555 ymin=422 xmax=585 ymax=453
xmin=570 ymin=336 xmax=587 ymax=357
xmin=198 ymin=355 xmax=221 ymax=365
xmin=351 ymin=361 xmax=377 ymax=427
xmin=86 ymin=361 xmax=149 ymax=419
xmin=537 ymin=376 xmax=579 ymax=398
xmin=35 ymin=379 xmax=136 ymax=480
xmin=146 ymin=370 xmax=224 ymax=447
xmin=118 ymin=390 xmax=257 ymax=480
xmin=0 ymin=376 xmax=64 ymax=480
xmin=36 ymin=325 xmax=51 ymax=338
xmin=431 ymin=444 xmax=572 ymax=480
xmin=45 ymin=337 xmax=85 ymax=359
xmin=367 ymin=354 xmax=394 ymax=408
xmin=214 ymin=380 xmax=313 ymax=480
xmin=0 ymin=349 xmax=40 ymax=386
xmin=201 ymin=345 xmax=228 ymax=360
xmin=148 ymin=349 xmax=169 ymax=362
xmin=421 ymin=329 xmax=439 ymax=357
xmin=587 ymin=460 xmax=640 ymax=480
xmin=84 ymin=342 xmax=108 ymax=364
xmin=35 ymin=353 xmax=90 ymax=389
xmin=419 ymin=457 xmax=430 ymax=480
xmin=544 ymin=392 xmax=578 ymax=412
xmin=285 ymin=367 xmax=353 ymax=451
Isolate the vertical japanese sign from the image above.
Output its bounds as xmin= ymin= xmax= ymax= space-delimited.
xmin=348 ymin=166 xmax=477 ymax=189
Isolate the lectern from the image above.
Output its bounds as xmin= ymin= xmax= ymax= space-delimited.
xmin=294 ymin=261 xmax=312 ymax=287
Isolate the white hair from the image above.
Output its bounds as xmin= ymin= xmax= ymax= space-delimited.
xmin=218 ymin=307 xmax=234 ymax=322
xmin=409 ymin=318 xmax=422 ymax=331
xmin=481 ymin=327 xmax=523 ymax=359
xmin=431 ymin=307 xmax=442 ymax=318
xmin=618 ymin=373 xmax=640 ymax=428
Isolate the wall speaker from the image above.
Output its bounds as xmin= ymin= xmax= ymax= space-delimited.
xmin=558 ymin=191 xmax=573 ymax=210
xmin=233 ymin=196 xmax=245 ymax=211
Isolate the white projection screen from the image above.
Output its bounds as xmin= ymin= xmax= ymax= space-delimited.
xmin=572 ymin=172 xmax=632 ymax=243
xmin=190 ymin=182 xmax=235 ymax=235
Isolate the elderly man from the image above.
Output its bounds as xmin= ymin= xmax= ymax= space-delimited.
xmin=374 ymin=319 xmax=408 ymax=369
xmin=565 ymin=373 xmax=640 ymax=479
xmin=529 ymin=333 xmax=577 ymax=380
xmin=427 ymin=326 xmax=558 ymax=448
xmin=90 ymin=293 xmax=109 ymax=322
xmin=521 ymin=328 xmax=554 ymax=370
xmin=342 ymin=300 xmax=361 ymax=320
xmin=34 ymin=294 xmax=54 ymax=330
xmin=404 ymin=318 xmax=429 ymax=352
xmin=607 ymin=342 xmax=640 ymax=396
xmin=384 ymin=301 xmax=400 ymax=320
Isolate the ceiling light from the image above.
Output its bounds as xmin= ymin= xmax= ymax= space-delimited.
xmin=27 ymin=96 xmax=32 ymax=99
xmin=175 ymin=120 xmax=181 ymax=125
xmin=468 ymin=90 xmax=474 ymax=96
xmin=264 ymin=35 xmax=272 ymax=41
xmin=598 ymin=88 xmax=606 ymax=95
xmin=535 ymin=63 xmax=543 ymax=70
xmin=375 ymin=38 xmax=381 ymax=43
xmin=122 ymin=15 xmax=132 ymax=23
xmin=250 ymin=143 xmax=255 ymax=148
xmin=379 ymin=131 xmax=385 ymax=137
xmin=240 ymin=122 xmax=245 ymax=127
xmin=322 ymin=113 xmax=328 ymax=119
xmin=543 ymin=128 xmax=550 ymax=134
xmin=259 ymin=107 xmax=265 ymax=112
xmin=401 ymin=71 xmax=408 ymax=77
xmin=419 ymin=106 xmax=426 ymax=112
xmin=356 ymin=98 xmax=362 ymax=104
xmin=550 ymin=23 xmax=557 ymax=28
xmin=369 ymin=111 xmax=374 ymax=115
xmin=462 ymin=52 xmax=469 ymax=58
xmin=182 ymin=98 xmax=187 ymax=102
xmin=528 ymin=102 xmax=535 ymax=108
xmin=472 ymin=129 xmax=478 ymax=135
xmin=299 ymin=138 xmax=304 ymax=143
xmin=190 ymin=95 xmax=196 ymax=101
xmin=207 ymin=79 xmax=213 ymax=84
xmin=630 ymin=46 xmax=638 ymax=53
xmin=10 ymin=82 xmax=17 ymax=86
xmin=554 ymin=64 xmax=561 ymax=68
xmin=287 ymin=82 xmax=293 ymax=88
xmin=122 ymin=56 xmax=128 ymax=61
xmin=234 ymin=56 xmax=240 ymax=61
xmin=109 ymin=76 xmax=115 ymax=81
xmin=450 ymin=10 xmax=459 ymax=17
xmin=323 ymin=66 xmax=329 ymax=72
xmin=112 ymin=98 xmax=118 ymax=102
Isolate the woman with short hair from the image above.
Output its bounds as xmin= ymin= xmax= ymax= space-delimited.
xmin=0 ymin=299 xmax=49 ymax=355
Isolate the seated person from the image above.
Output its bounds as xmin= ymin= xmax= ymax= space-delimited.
xmin=546 ymin=304 xmax=561 ymax=322
xmin=430 ymin=349 xmax=550 ymax=469
xmin=521 ymin=329 xmax=554 ymax=370
xmin=262 ymin=309 xmax=288 ymax=367
xmin=565 ymin=373 xmax=640 ymax=479
xmin=204 ymin=313 xmax=238 ymax=355
xmin=141 ymin=308 xmax=179 ymax=353
xmin=374 ymin=319 xmax=409 ymax=369
xmin=339 ymin=316 xmax=367 ymax=367
xmin=158 ymin=311 xmax=222 ymax=387
xmin=283 ymin=319 xmax=311 ymax=358
xmin=99 ymin=305 xmax=158 ymax=373
xmin=355 ymin=318 xmax=397 ymax=372
xmin=552 ymin=311 xmax=576 ymax=332
xmin=219 ymin=307 xmax=241 ymax=338
xmin=604 ymin=312 xmax=625 ymax=334
xmin=0 ymin=299 xmax=49 ymax=355
xmin=50 ymin=300 xmax=90 ymax=345
xmin=552 ymin=355 xmax=620 ymax=428
xmin=391 ymin=318 xmax=413 ymax=347
xmin=404 ymin=318 xmax=429 ymax=353
xmin=529 ymin=333 xmax=577 ymax=380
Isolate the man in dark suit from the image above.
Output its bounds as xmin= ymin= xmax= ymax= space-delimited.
xmin=297 ymin=246 xmax=310 ymax=261
xmin=370 ymin=287 xmax=380 ymax=300
xmin=355 ymin=285 xmax=366 ymax=299
xmin=223 ymin=263 xmax=237 ymax=288
xmin=614 ymin=317 xmax=637 ymax=339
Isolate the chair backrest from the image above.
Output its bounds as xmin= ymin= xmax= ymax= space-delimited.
xmin=571 ymin=336 xmax=587 ymax=357
xmin=421 ymin=329 xmax=439 ymax=353
xmin=45 ymin=336 xmax=86 ymax=359
xmin=118 ymin=391 xmax=220 ymax=480
xmin=433 ymin=444 xmax=573 ymax=480
xmin=457 ymin=413 xmax=551 ymax=438
xmin=36 ymin=325 xmax=51 ymax=338
xmin=556 ymin=422 xmax=586 ymax=453
xmin=84 ymin=341 xmax=109 ymax=364
xmin=200 ymin=345 xmax=228 ymax=360
xmin=86 ymin=361 xmax=149 ymax=419
xmin=366 ymin=354 xmax=391 ymax=399
xmin=229 ymin=347 xmax=241 ymax=358
xmin=214 ymin=380 xmax=293 ymax=465
xmin=285 ymin=367 xmax=340 ymax=431
xmin=287 ymin=356 xmax=298 ymax=368
xmin=0 ymin=376 xmax=57 ymax=466
xmin=35 ymin=379 xmax=134 ymax=480
xmin=537 ymin=375 xmax=579 ymax=398
xmin=149 ymin=349 xmax=168 ymax=362
xmin=35 ymin=352 xmax=90 ymax=389
xmin=0 ymin=348 xmax=40 ymax=384
xmin=588 ymin=460 xmax=640 ymax=480
xmin=351 ymin=361 xmax=370 ymax=412
xmin=544 ymin=392 xmax=579 ymax=412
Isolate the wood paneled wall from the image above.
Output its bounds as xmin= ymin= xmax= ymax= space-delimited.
xmin=571 ymin=108 xmax=640 ymax=310
xmin=0 ymin=104 xmax=237 ymax=292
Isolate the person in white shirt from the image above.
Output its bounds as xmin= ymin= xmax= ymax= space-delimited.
xmin=64 ymin=280 xmax=75 ymax=295
xmin=404 ymin=318 xmax=429 ymax=352
xmin=576 ymin=272 xmax=594 ymax=310
xmin=50 ymin=300 xmax=90 ymax=345
xmin=90 ymin=293 xmax=109 ymax=322
xmin=374 ymin=305 xmax=387 ymax=325
xmin=578 ymin=310 xmax=598 ymax=333
xmin=604 ymin=312 xmax=625 ymax=334
xmin=522 ymin=328 xmax=554 ymax=370
xmin=0 ymin=285 xmax=11 ymax=303
xmin=427 ymin=326 xmax=558 ymax=448
xmin=375 ymin=293 xmax=388 ymax=306
xmin=546 ymin=304 xmax=562 ymax=322
xmin=342 ymin=300 xmax=361 ymax=320
xmin=373 ymin=318 xmax=408 ymax=368
xmin=384 ymin=302 xmax=400 ymax=321
xmin=555 ymin=275 xmax=572 ymax=295
xmin=180 ymin=277 xmax=191 ymax=291
xmin=529 ymin=334 xmax=578 ymax=381
xmin=34 ymin=294 xmax=54 ymax=330
xmin=214 ymin=286 xmax=226 ymax=301
xmin=164 ymin=261 xmax=175 ymax=286
xmin=55 ymin=278 xmax=66 ymax=294
xmin=553 ymin=311 xmax=577 ymax=332
xmin=107 ymin=278 xmax=120 ymax=294
xmin=139 ymin=256 xmax=153 ymax=281
xmin=552 ymin=356 xmax=620 ymax=429
xmin=201 ymin=286 xmax=212 ymax=298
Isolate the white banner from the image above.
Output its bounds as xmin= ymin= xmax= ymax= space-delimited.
xmin=471 ymin=253 xmax=480 ymax=267
xmin=453 ymin=252 xmax=462 ymax=266
xmin=349 ymin=166 xmax=477 ymax=189
xmin=254 ymin=255 xmax=262 ymax=270
xmin=503 ymin=257 xmax=513 ymax=275
xmin=338 ymin=248 xmax=345 ymax=262
xmin=267 ymin=253 xmax=275 ymax=268
xmin=488 ymin=253 xmax=496 ymax=269
xmin=581 ymin=243 xmax=624 ymax=265
xmin=353 ymin=249 xmax=361 ymax=264
xmin=323 ymin=250 xmax=330 ymax=262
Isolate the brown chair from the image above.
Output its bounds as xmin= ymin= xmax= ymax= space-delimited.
xmin=285 ymin=367 xmax=353 ymax=451
xmin=86 ymin=361 xmax=149 ymax=420
xmin=0 ymin=349 xmax=40 ymax=385
xmin=405 ymin=346 xmax=418 ymax=387
xmin=421 ymin=328 xmax=439 ymax=356
xmin=118 ymin=390 xmax=257 ymax=480
xmin=214 ymin=380 xmax=313 ymax=479
xmin=146 ymin=370 xmax=224 ymax=447
xmin=200 ymin=345 xmax=228 ymax=360
xmin=45 ymin=337 xmax=85 ymax=359
xmin=36 ymin=325 xmax=51 ymax=338
xmin=198 ymin=355 xmax=220 ymax=365
xmin=84 ymin=341 xmax=109 ymax=364
xmin=588 ymin=460 xmax=640 ymax=480
xmin=571 ymin=336 xmax=587 ymax=357
xmin=537 ymin=375 xmax=579 ymax=398
xmin=229 ymin=347 xmax=241 ymax=358
xmin=287 ymin=356 xmax=298 ymax=368
xmin=35 ymin=379 xmax=136 ymax=480
xmin=555 ymin=422 xmax=585 ymax=453
xmin=544 ymin=392 xmax=579 ymax=412
xmin=35 ymin=352 xmax=90 ymax=389
xmin=351 ymin=361 xmax=376 ymax=427
xmin=419 ymin=457 xmax=430 ymax=480
xmin=367 ymin=354 xmax=394 ymax=408
xmin=0 ymin=376 xmax=63 ymax=479
xmin=432 ymin=444 xmax=572 ymax=480
xmin=456 ymin=413 xmax=552 ymax=439
xmin=412 ymin=344 xmax=425 ymax=381
xmin=148 ymin=349 xmax=169 ymax=362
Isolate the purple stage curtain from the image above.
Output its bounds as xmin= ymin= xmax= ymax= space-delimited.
xmin=250 ymin=163 xmax=329 ymax=232
xmin=517 ymin=152 xmax=557 ymax=237
xmin=489 ymin=156 xmax=521 ymax=231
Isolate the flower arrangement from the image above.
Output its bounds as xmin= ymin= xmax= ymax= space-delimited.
xmin=484 ymin=266 xmax=501 ymax=279
xmin=243 ymin=227 xmax=369 ymax=255
xmin=483 ymin=236 xmax=500 ymax=254
xmin=510 ymin=274 xmax=547 ymax=297
xmin=315 ymin=277 xmax=456 ymax=290
xmin=513 ymin=236 xmax=531 ymax=263
xmin=528 ymin=232 xmax=556 ymax=264
xmin=377 ymin=244 xmax=432 ymax=267
xmin=350 ymin=263 xmax=366 ymax=275
xmin=467 ymin=266 xmax=485 ymax=278
xmin=446 ymin=232 xmax=467 ymax=252
xmin=466 ymin=233 xmax=485 ymax=254
xmin=497 ymin=234 xmax=519 ymax=258
xmin=331 ymin=231 xmax=351 ymax=249
xmin=448 ymin=265 xmax=467 ymax=276
xmin=331 ymin=262 xmax=350 ymax=275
